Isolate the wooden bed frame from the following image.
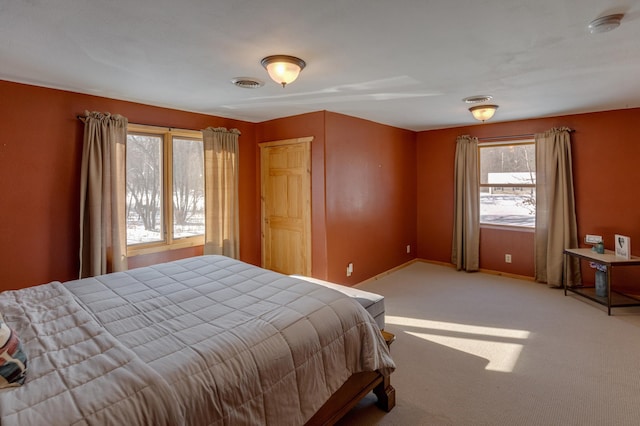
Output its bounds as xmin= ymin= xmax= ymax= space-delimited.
xmin=305 ymin=371 xmax=395 ymax=425
xmin=305 ymin=331 xmax=396 ymax=425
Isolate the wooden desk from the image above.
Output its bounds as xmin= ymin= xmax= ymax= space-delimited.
xmin=563 ymin=248 xmax=640 ymax=315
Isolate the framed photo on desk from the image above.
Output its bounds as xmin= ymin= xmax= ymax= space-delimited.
xmin=615 ymin=234 xmax=630 ymax=259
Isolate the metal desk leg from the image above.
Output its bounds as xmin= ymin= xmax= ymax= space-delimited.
xmin=607 ymin=266 xmax=612 ymax=316
xmin=563 ymin=252 xmax=568 ymax=296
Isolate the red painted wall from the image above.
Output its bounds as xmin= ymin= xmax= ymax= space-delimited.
xmin=0 ymin=80 xmax=259 ymax=291
xmin=324 ymin=112 xmax=416 ymax=284
xmin=417 ymin=108 xmax=640 ymax=282
xmin=416 ymin=127 xmax=457 ymax=264
xmin=480 ymin=227 xmax=534 ymax=277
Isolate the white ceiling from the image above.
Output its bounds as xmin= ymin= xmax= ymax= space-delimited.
xmin=2 ymin=0 xmax=639 ymax=131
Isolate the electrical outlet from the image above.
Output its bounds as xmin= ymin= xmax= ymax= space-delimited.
xmin=505 ymin=254 xmax=512 ymax=263
xmin=406 ymin=245 xmax=411 ymax=254
xmin=346 ymin=262 xmax=353 ymax=277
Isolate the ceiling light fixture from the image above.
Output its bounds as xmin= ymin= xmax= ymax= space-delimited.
xmin=588 ymin=13 xmax=624 ymax=34
xmin=261 ymin=55 xmax=306 ymax=88
xmin=469 ymin=105 xmax=499 ymax=122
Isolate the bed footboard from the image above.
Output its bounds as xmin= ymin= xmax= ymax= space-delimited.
xmin=305 ymin=370 xmax=395 ymax=426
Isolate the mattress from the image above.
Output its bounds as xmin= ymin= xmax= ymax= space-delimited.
xmin=0 ymin=255 xmax=395 ymax=425
xmin=291 ymin=275 xmax=385 ymax=330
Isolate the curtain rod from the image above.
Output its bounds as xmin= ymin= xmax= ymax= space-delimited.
xmin=77 ymin=116 xmax=241 ymax=136
xmin=478 ymin=133 xmax=534 ymax=142
xmin=77 ymin=115 xmax=143 ymax=126
xmin=76 ymin=116 xmax=196 ymax=133
xmin=478 ymin=129 xmax=574 ymax=142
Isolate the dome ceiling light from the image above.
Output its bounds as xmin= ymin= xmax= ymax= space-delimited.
xmin=261 ymin=55 xmax=306 ymax=88
xmin=463 ymin=95 xmax=498 ymax=122
xmin=469 ymin=105 xmax=499 ymax=122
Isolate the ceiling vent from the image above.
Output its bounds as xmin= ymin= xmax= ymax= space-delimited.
xmin=588 ymin=14 xmax=624 ymax=34
xmin=231 ymin=77 xmax=264 ymax=89
xmin=463 ymin=95 xmax=493 ymax=104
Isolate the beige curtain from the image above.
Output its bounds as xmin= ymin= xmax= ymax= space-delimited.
xmin=452 ymin=135 xmax=480 ymax=271
xmin=535 ymin=127 xmax=581 ymax=286
xmin=202 ymin=127 xmax=240 ymax=258
xmin=79 ymin=111 xmax=128 ymax=278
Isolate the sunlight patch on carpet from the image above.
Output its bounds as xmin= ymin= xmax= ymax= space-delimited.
xmin=386 ymin=315 xmax=529 ymax=372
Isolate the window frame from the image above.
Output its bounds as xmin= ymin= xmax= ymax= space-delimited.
xmin=478 ymin=138 xmax=536 ymax=230
xmin=126 ymin=124 xmax=205 ymax=256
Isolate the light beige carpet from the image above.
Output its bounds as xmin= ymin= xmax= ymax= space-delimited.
xmin=338 ymin=261 xmax=640 ymax=426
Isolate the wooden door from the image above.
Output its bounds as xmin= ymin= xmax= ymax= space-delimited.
xmin=260 ymin=137 xmax=312 ymax=276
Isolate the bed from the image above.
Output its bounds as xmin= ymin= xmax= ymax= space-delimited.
xmin=0 ymin=255 xmax=395 ymax=425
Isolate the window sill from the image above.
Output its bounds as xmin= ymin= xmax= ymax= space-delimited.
xmin=480 ymin=223 xmax=535 ymax=233
xmin=127 ymin=237 xmax=204 ymax=257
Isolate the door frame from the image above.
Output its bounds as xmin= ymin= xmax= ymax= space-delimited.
xmin=259 ymin=136 xmax=313 ymax=275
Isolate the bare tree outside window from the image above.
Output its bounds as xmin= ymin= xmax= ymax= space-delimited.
xmin=172 ymin=138 xmax=205 ymax=239
xmin=479 ymin=141 xmax=536 ymax=227
xmin=126 ymin=134 xmax=163 ymax=244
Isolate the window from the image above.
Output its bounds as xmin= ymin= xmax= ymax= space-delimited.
xmin=126 ymin=124 xmax=205 ymax=254
xmin=479 ymin=140 xmax=535 ymax=228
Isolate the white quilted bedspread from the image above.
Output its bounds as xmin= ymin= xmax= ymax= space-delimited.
xmin=0 ymin=255 xmax=394 ymax=425
xmin=0 ymin=281 xmax=183 ymax=425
